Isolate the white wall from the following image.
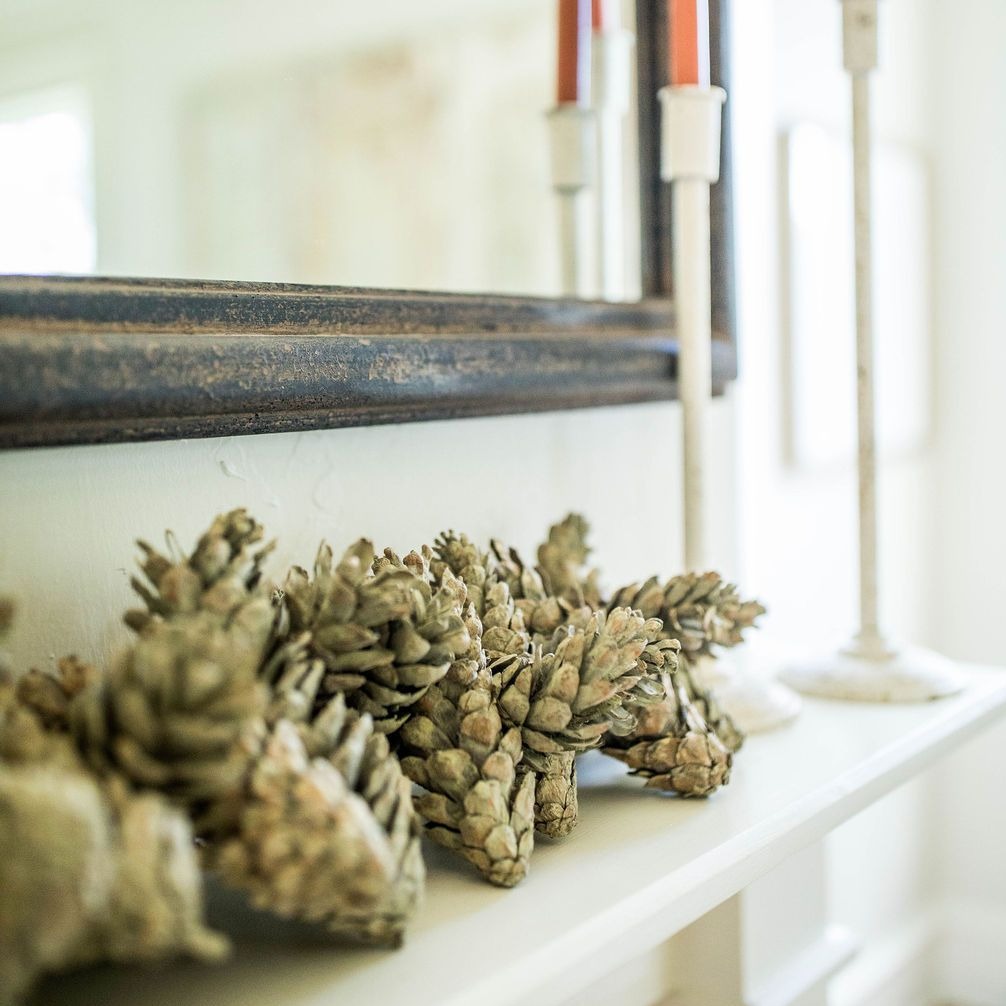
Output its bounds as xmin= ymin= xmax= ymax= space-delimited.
xmin=0 ymin=401 xmax=738 ymax=673
xmin=928 ymin=2 xmax=1006 ymax=1002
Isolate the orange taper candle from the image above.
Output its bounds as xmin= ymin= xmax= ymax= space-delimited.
xmin=668 ymin=0 xmax=710 ymax=86
xmin=557 ymin=0 xmax=592 ymax=104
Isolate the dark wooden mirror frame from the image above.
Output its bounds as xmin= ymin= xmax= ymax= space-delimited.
xmin=0 ymin=0 xmax=734 ymax=450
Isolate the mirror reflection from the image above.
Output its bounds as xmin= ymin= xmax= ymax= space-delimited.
xmin=0 ymin=0 xmax=639 ymax=299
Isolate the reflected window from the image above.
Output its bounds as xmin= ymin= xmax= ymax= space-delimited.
xmin=0 ymin=88 xmax=95 ymax=274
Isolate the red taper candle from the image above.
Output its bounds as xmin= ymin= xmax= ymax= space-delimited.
xmin=557 ymin=0 xmax=592 ymax=104
xmin=668 ymin=0 xmax=710 ymax=86
xmin=592 ymin=0 xmax=617 ymax=31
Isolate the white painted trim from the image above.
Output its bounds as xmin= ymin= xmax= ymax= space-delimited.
xmin=748 ymin=925 xmax=859 ymax=1006
xmin=828 ymin=899 xmax=1006 ymax=1006
xmin=939 ymin=898 xmax=1006 ymax=1006
xmin=829 ymin=908 xmax=939 ymax=1006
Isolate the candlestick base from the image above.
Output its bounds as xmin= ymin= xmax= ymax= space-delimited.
xmin=779 ymin=640 xmax=965 ymax=703
xmin=692 ymin=654 xmax=802 ymax=735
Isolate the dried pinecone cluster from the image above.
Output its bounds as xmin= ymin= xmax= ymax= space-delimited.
xmin=0 ymin=511 xmax=764 ymax=1002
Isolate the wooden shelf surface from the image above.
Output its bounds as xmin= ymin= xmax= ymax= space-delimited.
xmin=34 ymin=665 xmax=1006 ymax=1006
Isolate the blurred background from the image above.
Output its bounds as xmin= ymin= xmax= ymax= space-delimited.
xmin=0 ymin=0 xmax=640 ymax=296
xmin=1 ymin=0 xmax=1005 ymax=1003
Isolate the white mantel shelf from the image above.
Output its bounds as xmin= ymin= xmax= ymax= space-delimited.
xmin=35 ymin=664 xmax=1006 ymax=1006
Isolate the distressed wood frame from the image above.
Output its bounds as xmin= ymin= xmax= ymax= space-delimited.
xmin=0 ymin=0 xmax=735 ymax=450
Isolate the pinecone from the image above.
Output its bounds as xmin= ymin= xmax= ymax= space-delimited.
xmin=209 ymin=718 xmax=416 ymax=945
xmin=0 ymin=596 xmax=12 ymax=675
xmin=70 ymin=602 xmax=272 ymax=817
xmin=495 ymin=608 xmax=658 ymax=838
xmin=609 ymin=571 xmax=764 ymax=659
xmin=0 ymin=765 xmax=226 ymax=1003
xmin=13 ymin=656 xmax=96 ymax=733
xmin=399 ymin=673 xmax=535 ymax=888
xmin=490 ymin=539 xmax=573 ymax=637
xmin=283 ymin=540 xmax=468 ymax=734
xmin=430 ymin=532 xmax=490 ymax=613
xmin=609 ymin=571 xmax=762 ymax=753
xmin=1 ymin=663 xmax=224 ymax=1002
xmin=255 ymin=638 xmax=424 ymax=936
xmin=430 ymin=531 xmax=531 ymax=675
xmin=677 ymin=655 xmax=745 ymax=753
xmin=125 ymin=509 xmax=275 ymax=633
xmin=535 ymin=513 xmax=603 ymax=610
xmin=602 ymin=673 xmax=732 ymax=797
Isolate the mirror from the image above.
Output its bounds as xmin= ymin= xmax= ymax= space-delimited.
xmin=0 ymin=0 xmax=640 ymax=299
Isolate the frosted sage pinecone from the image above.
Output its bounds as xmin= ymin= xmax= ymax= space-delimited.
xmin=534 ymin=513 xmax=603 ymax=610
xmin=400 ymin=672 xmax=535 ymax=888
xmin=609 ymin=571 xmax=762 ymax=753
xmin=283 ymin=540 xmax=469 ymax=734
xmin=495 ymin=608 xmax=659 ymax=838
xmin=490 ymin=539 xmax=572 ymax=638
xmin=1 ymin=652 xmax=224 ymax=1002
xmin=255 ymin=639 xmax=424 ymax=937
xmin=207 ymin=718 xmax=415 ymax=945
xmin=125 ymin=509 xmax=274 ymax=633
xmin=676 ymin=655 xmax=745 ymax=753
xmin=602 ymin=672 xmax=732 ymax=797
xmin=0 ymin=766 xmax=226 ymax=1003
xmin=430 ymin=532 xmax=491 ymax=613
xmin=70 ymin=602 xmax=272 ymax=817
xmin=12 ymin=656 xmax=95 ymax=735
xmin=609 ymin=571 xmax=764 ymax=659
xmin=431 ymin=531 xmax=531 ymax=666
xmin=0 ymin=596 xmax=12 ymax=675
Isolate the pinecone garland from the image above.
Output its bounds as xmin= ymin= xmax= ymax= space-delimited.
xmin=206 ymin=718 xmax=415 ymax=945
xmin=400 ymin=674 xmax=535 ymax=888
xmin=602 ymin=673 xmax=732 ymax=797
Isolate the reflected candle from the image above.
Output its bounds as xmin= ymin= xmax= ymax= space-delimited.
xmin=557 ymin=0 xmax=591 ymax=104
xmin=668 ymin=0 xmax=710 ymax=86
xmin=592 ymin=0 xmax=617 ymax=31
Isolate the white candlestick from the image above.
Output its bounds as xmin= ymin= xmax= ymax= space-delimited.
xmin=780 ymin=0 xmax=963 ymax=702
xmin=659 ymin=84 xmax=725 ymax=571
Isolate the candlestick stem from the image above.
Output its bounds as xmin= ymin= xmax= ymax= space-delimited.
xmin=850 ymin=68 xmax=883 ymax=655
xmin=659 ymin=84 xmax=724 ymax=570
xmin=558 ymin=190 xmax=589 ymax=297
xmin=549 ymin=105 xmax=597 ymax=298
xmin=674 ymin=176 xmax=712 ymax=571
xmin=842 ymin=0 xmax=886 ymax=656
